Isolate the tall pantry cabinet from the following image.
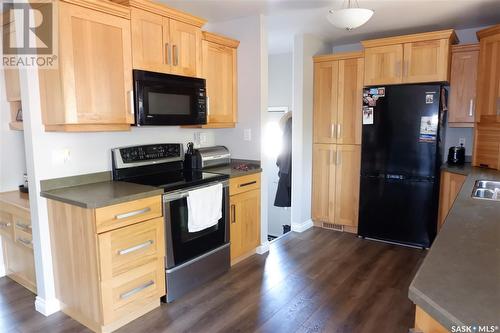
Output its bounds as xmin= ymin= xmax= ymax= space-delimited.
xmin=311 ymin=52 xmax=363 ymax=233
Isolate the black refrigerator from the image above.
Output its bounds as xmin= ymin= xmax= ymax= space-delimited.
xmin=358 ymin=84 xmax=446 ymax=248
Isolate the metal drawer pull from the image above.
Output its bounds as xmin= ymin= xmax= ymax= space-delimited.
xmin=120 ymin=280 xmax=154 ymax=300
xmin=0 ymin=222 xmax=11 ymax=228
xmin=115 ymin=207 xmax=151 ymax=220
xmin=118 ymin=240 xmax=153 ymax=255
xmin=239 ymin=181 xmax=257 ymax=188
xmin=231 ymin=204 xmax=236 ymax=224
xmin=16 ymin=222 xmax=31 ymax=231
xmin=17 ymin=237 xmax=32 ymax=246
xmin=165 ymin=42 xmax=170 ymax=65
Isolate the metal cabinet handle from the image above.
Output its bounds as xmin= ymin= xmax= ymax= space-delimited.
xmin=337 ymin=123 xmax=342 ymax=139
xmin=115 ymin=207 xmax=151 ymax=220
xmin=0 ymin=222 xmax=11 ymax=228
xmin=128 ymin=90 xmax=134 ymax=115
xmin=469 ymin=98 xmax=474 ymax=117
xmin=118 ymin=240 xmax=153 ymax=255
xmin=165 ymin=42 xmax=170 ymax=65
xmin=238 ymin=181 xmax=257 ymax=188
xmin=17 ymin=237 xmax=32 ymax=246
xmin=15 ymin=222 xmax=31 ymax=231
xmin=206 ymin=96 xmax=210 ymax=117
xmin=330 ymin=123 xmax=335 ymax=138
xmin=120 ymin=280 xmax=154 ymax=300
xmin=173 ymin=44 xmax=178 ymax=66
xmin=231 ymin=204 xmax=236 ymax=224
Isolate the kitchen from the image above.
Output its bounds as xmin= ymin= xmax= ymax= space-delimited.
xmin=0 ymin=0 xmax=499 ymax=332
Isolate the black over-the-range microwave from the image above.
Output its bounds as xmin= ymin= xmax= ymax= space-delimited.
xmin=133 ymin=69 xmax=207 ymax=126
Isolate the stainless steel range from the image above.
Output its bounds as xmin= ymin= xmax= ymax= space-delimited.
xmin=111 ymin=143 xmax=230 ymax=302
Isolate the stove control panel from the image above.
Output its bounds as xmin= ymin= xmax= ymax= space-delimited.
xmin=112 ymin=143 xmax=184 ymax=169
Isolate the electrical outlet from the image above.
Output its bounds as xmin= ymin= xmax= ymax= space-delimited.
xmin=199 ymin=132 xmax=208 ymax=145
xmin=193 ymin=132 xmax=201 ymax=146
xmin=52 ymin=148 xmax=71 ymax=165
xmin=459 ymin=138 xmax=466 ymax=146
xmin=244 ymin=128 xmax=252 ymax=141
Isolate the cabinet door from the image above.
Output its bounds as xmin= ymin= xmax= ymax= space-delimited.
xmin=337 ymin=58 xmax=363 ymax=145
xmin=473 ymin=123 xmax=500 ymax=169
xmin=169 ymin=19 xmax=201 ymax=77
xmin=364 ymin=45 xmax=403 ymax=85
xmin=202 ymin=40 xmax=237 ymax=124
xmin=313 ymin=61 xmax=338 ymax=143
xmin=476 ymin=35 xmax=500 ymax=123
xmin=311 ymin=144 xmax=336 ymax=223
xmin=230 ymin=189 xmax=261 ymax=260
xmin=438 ymin=171 xmax=466 ymax=230
xmin=334 ymin=145 xmax=361 ymax=228
xmin=403 ymin=39 xmax=449 ymax=83
xmin=130 ymin=8 xmax=170 ymax=73
xmin=448 ymin=47 xmax=479 ymax=125
xmin=58 ymin=2 xmax=133 ymax=125
xmin=2 ymin=21 xmax=21 ymax=102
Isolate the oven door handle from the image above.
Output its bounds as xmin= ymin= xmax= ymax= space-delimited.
xmin=163 ymin=180 xmax=229 ymax=202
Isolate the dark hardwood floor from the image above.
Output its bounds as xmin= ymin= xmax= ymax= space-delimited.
xmin=0 ymin=228 xmax=425 ymax=333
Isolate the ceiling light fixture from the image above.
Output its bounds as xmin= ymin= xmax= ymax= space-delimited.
xmin=327 ymin=0 xmax=374 ymax=31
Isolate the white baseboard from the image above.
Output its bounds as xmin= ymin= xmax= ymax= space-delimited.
xmin=256 ymin=241 xmax=270 ymax=254
xmin=35 ymin=296 xmax=61 ymax=316
xmin=291 ymin=219 xmax=313 ymax=233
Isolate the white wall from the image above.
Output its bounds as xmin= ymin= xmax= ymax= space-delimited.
xmin=291 ymin=34 xmax=330 ymax=232
xmin=0 ymin=70 xmax=26 ymax=192
xmin=266 ymin=53 xmax=293 ymax=237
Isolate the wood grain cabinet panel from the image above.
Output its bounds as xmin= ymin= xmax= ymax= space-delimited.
xmin=363 ymin=44 xmax=403 ymax=85
xmin=448 ymin=44 xmax=480 ymax=126
xmin=403 ymin=39 xmax=450 ymax=84
xmin=475 ymin=25 xmax=500 ymax=124
xmin=313 ymin=61 xmax=339 ymax=143
xmin=169 ymin=19 xmax=201 ymax=77
xmin=39 ymin=0 xmax=134 ymax=132
xmin=311 ymin=144 xmax=336 ymax=223
xmin=201 ymin=33 xmax=239 ymax=127
xmin=230 ymin=188 xmax=261 ymax=261
xmin=337 ymin=58 xmax=363 ymax=145
xmin=334 ymin=145 xmax=361 ymax=228
xmin=438 ymin=171 xmax=467 ymax=230
xmin=473 ymin=122 xmax=500 ymax=170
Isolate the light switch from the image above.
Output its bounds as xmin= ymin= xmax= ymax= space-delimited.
xmin=459 ymin=138 xmax=466 ymax=146
xmin=244 ymin=128 xmax=252 ymax=141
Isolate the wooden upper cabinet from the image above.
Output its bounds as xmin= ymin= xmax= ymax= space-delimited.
xmin=363 ymin=44 xmax=403 ymax=85
xmin=313 ymin=52 xmax=363 ymax=144
xmin=475 ymin=25 xmax=500 ymax=124
xmin=313 ymin=61 xmax=338 ymax=143
xmin=403 ymin=39 xmax=450 ymax=83
xmin=362 ymin=29 xmax=457 ymax=86
xmin=130 ymin=8 xmax=170 ymax=73
xmin=448 ymin=44 xmax=480 ymax=126
xmin=200 ymin=32 xmax=239 ymax=127
xmin=338 ymin=57 xmax=363 ymax=145
xmin=311 ymin=144 xmax=336 ymax=223
xmin=120 ymin=0 xmax=206 ymax=77
xmin=169 ymin=20 xmax=201 ymax=77
xmin=39 ymin=0 xmax=134 ymax=132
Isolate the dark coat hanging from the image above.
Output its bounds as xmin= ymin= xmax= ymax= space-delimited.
xmin=274 ymin=116 xmax=292 ymax=207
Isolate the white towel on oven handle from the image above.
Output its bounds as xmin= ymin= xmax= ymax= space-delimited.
xmin=187 ymin=183 xmax=223 ymax=233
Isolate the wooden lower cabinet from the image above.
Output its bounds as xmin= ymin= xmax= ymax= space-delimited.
xmin=0 ymin=191 xmax=36 ymax=293
xmin=413 ymin=306 xmax=450 ymax=333
xmin=229 ymin=173 xmax=261 ymax=263
xmin=311 ymin=144 xmax=361 ymax=233
xmin=473 ymin=122 xmax=500 ymax=170
xmin=47 ymin=196 xmax=165 ymax=333
xmin=438 ymin=171 xmax=467 ymax=230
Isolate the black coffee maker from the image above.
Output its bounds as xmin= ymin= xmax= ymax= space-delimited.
xmin=447 ymin=144 xmax=466 ymax=165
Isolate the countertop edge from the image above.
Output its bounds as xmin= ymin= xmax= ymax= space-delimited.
xmin=40 ymin=188 xmax=165 ymax=209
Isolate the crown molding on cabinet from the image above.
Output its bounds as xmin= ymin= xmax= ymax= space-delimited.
xmin=361 ymin=29 xmax=458 ymax=48
xmin=313 ymin=51 xmax=364 ymax=63
xmin=202 ymin=31 xmax=240 ymax=48
xmin=62 ymin=0 xmax=131 ymax=19
xmin=476 ymin=24 xmax=500 ymax=39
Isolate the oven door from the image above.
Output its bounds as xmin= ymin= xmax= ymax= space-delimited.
xmin=163 ymin=181 xmax=229 ymax=269
xmin=133 ymin=70 xmax=207 ymax=126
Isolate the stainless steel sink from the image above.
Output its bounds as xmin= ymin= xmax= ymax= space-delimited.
xmin=472 ymin=180 xmax=500 ymax=201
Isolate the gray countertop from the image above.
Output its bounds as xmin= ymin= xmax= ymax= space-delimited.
xmin=41 ymin=181 xmax=164 ymax=209
xmin=441 ymin=162 xmax=473 ymax=176
xmin=409 ymin=167 xmax=500 ymax=329
xmin=203 ymin=159 xmax=262 ymax=178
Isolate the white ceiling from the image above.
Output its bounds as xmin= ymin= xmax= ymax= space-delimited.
xmin=160 ymin=0 xmax=500 ymax=54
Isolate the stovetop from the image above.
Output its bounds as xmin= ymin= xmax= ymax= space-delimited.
xmin=122 ymin=169 xmax=229 ymax=192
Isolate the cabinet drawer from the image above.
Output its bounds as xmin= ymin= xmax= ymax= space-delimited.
xmin=229 ymin=173 xmax=261 ymax=195
xmin=14 ymin=228 xmax=33 ymax=250
xmin=98 ymin=217 xmax=165 ymax=281
xmin=95 ymin=196 xmax=162 ymax=233
xmin=0 ymin=211 xmax=13 ymax=239
xmin=101 ymin=260 xmax=165 ymax=324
